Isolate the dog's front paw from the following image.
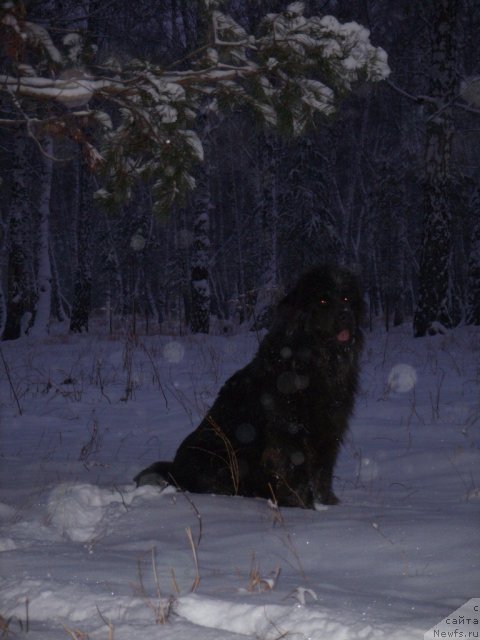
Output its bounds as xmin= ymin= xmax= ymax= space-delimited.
xmin=318 ymin=491 xmax=340 ymax=506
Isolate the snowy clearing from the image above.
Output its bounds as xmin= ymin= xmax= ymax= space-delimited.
xmin=0 ymin=324 xmax=479 ymax=639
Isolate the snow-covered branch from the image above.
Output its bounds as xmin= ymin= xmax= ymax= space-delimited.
xmin=0 ymin=0 xmax=390 ymax=213
xmin=1 ymin=73 xmax=113 ymax=104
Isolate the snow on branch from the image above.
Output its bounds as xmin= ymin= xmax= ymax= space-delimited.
xmin=0 ymin=1 xmax=390 ymax=213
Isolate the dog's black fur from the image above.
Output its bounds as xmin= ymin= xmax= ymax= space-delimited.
xmin=134 ymin=265 xmax=364 ymax=508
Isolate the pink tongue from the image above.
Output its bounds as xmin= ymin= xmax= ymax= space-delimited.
xmin=337 ymin=329 xmax=351 ymax=342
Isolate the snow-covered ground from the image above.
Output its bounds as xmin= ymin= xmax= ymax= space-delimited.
xmin=0 ymin=323 xmax=478 ymax=639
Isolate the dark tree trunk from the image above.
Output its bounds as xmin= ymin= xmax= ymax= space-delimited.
xmin=3 ymin=134 xmax=34 ymax=340
xmin=29 ymin=137 xmax=54 ymax=338
xmin=50 ymin=246 xmax=69 ymax=322
xmin=0 ymin=219 xmax=6 ymax=336
xmin=253 ymin=133 xmax=279 ymax=330
xmin=190 ymin=169 xmax=211 ymax=334
xmin=413 ymin=0 xmax=459 ymax=337
xmin=467 ymin=186 xmax=480 ymax=324
xmin=70 ymin=163 xmax=93 ymax=333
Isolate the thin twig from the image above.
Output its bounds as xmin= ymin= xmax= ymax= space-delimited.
xmin=140 ymin=341 xmax=169 ymax=408
xmin=96 ymin=606 xmax=115 ymax=640
xmin=185 ymin=527 xmax=201 ymax=592
xmin=0 ymin=346 xmax=22 ymax=415
xmin=206 ymin=415 xmax=240 ymax=494
xmin=168 ymin=477 xmax=203 ymax=548
xmin=151 ymin=546 xmax=162 ymax=601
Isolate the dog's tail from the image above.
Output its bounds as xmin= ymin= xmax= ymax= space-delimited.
xmin=133 ymin=461 xmax=175 ymax=488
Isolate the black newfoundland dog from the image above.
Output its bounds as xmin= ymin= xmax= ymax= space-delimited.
xmin=134 ymin=265 xmax=364 ymax=509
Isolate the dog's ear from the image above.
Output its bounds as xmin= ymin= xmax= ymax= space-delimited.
xmin=278 ymin=275 xmax=311 ymax=310
xmin=278 ymin=289 xmax=297 ymax=309
xmin=272 ymin=289 xmax=309 ymax=338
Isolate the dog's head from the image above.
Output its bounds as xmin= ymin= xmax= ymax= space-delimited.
xmin=276 ymin=265 xmax=364 ymax=352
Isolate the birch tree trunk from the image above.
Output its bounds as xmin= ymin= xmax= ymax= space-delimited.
xmin=413 ymin=0 xmax=459 ymax=337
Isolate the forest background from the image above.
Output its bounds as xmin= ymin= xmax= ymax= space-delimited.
xmin=1 ymin=0 xmax=480 ymax=341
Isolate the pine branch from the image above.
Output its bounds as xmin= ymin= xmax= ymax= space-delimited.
xmin=0 ymin=1 xmax=390 ymax=213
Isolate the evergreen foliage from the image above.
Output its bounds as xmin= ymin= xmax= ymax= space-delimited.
xmin=0 ymin=1 xmax=389 ymax=214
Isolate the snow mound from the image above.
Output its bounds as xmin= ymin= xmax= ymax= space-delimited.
xmin=175 ymin=593 xmax=417 ymax=639
xmin=47 ymin=482 xmax=167 ymax=542
xmin=0 ymin=538 xmax=17 ymax=551
xmin=0 ymin=577 xmax=154 ymax=625
xmin=387 ymin=363 xmax=418 ymax=393
xmin=0 ymin=502 xmax=16 ymax=519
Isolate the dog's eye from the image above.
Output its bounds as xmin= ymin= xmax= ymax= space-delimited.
xmin=342 ymin=296 xmax=350 ymax=303
xmin=319 ymin=298 xmax=328 ymax=306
